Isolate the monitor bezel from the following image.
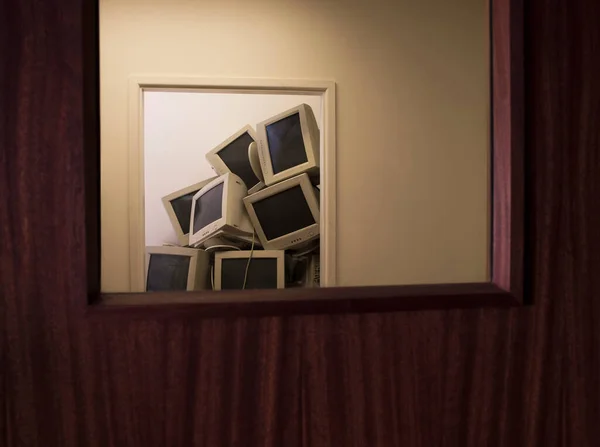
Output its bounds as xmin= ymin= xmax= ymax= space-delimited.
xmin=256 ymin=103 xmax=320 ymax=186
xmin=205 ymin=125 xmax=265 ymax=194
xmin=214 ymin=250 xmax=285 ymax=290
xmin=189 ymin=172 xmax=252 ymax=247
xmin=161 ymin=177 xmax=217 ymax=246
xmin=243 ymin=173 xmax=320 ymax=250
xmin=189 ymin=175 xmax=228 ymax=247
xmin=145 ymin=246 xmax=208 ymax=291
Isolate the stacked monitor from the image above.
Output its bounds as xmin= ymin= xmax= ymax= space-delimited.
xmin=188 ymin=172 xmax=254 ymax=248
xmin=162 ymin=177 xmax=217 ymax=246
xmin=243 ymin=173 xmax=319 ymax=250
xmin=145 ymin=246 xmax=210 ymax=291
xmin=206 ymin=125 xmax=265 ymax=194
xmin=256 ymin=104 xmax=320 ymax=186
xmin=149 ymin=103 xmax=322 ymax=291
xmin=214 ymin=250 xmax=285 ymax=290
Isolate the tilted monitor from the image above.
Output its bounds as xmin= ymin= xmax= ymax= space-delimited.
xmin=243 ymin=173 xmax=320 ymax=250
xmin=189 ymin=172 xmax=254 ymax=247
xmin=256 ymin=104 xmax=320 ymax=186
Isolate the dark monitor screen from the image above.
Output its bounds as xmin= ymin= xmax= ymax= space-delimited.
xmin=265 ymin=112 xmax=308 ymax=174
xmin=252 ymin=185 xmax=315 ymax=240
xmin=218 ymin=132 xmax=260 ymax=188
xmin=193 ymin=182 xmax=224 ymax=234
xmin=220 ymin=257 xmax=278 ymax=289
xmin=170 ymin=189 xmax=200 ymax=235
xmin=146 ymin=254 xmax=190 ymax=291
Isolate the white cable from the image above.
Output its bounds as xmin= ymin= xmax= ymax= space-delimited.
xmin=242 ymin=232 xmax=256 ymax=289
xmin=205 ymin=244 xmax=241 ymax=254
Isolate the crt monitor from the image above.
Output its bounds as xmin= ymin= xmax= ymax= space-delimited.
xmin=189 ymin=172 xmax=254 ymax=247
xmin=161 ymin=177 xmax=217 ymax=246
xmin=214 ymin=250 xmax=285 ymax=290
xmin=205 ymin=125 xmax=265 ymax=194
xmin=256 ymin=103 xmax=320 ymax=186
xmin=145 ymin=246 xmax=210 ymax=291
xmin=243 ymin=173 xmax=320 ymax=250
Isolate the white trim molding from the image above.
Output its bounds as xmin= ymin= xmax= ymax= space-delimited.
xmin=128 ymin=76 xmax=337 ymax=291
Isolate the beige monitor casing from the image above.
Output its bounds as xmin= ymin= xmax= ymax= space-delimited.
xmin=256 ymin=103 xmax=320 ymax=186
xmin=205 ymin=125 xmax=265 ymax=194
xmin=214 ymin=250 xmax=285 ymax=290
xmin=189 ymin=173 xmax=254 ymax=248
xmin=161 ymin=177 xmax=218 ymax=246
xmin=145 ymin=246 xmax=211 ymax=291
xmin=243 ymin=173 xmax=320 ymax=250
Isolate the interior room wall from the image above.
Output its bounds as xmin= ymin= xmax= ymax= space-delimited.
xmin=100 ymin=0 xmax=489 ymax=291
xmin=144 ymin=92 xmax=323 ymax=246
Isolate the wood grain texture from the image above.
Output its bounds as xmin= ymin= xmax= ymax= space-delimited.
xmin=2 ymin=0 xmax=600 ymax=447
xmin=491 ymin=0 xmax=524 ymax=298
xmin=97 ymin=283 xmax=518 ymax=318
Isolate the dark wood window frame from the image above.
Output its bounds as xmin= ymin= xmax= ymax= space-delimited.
xmin=86 ymin=0 xmax=524 ymax=317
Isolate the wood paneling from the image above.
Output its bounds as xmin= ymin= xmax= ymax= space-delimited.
xmin=96 ymin=283 xmax=518 ymax=318
xmin=2 ymin=0 xmax=600 ymax=446
xmin=491 ymin=0 xmax=524 ymax=298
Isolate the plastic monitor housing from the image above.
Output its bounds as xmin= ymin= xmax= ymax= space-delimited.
xmin=201 ymin=231 xmax=262 ymax=251
xmin=243 ymin=173 xmax=320 ymax=250
xmin=256 ymin=103 xmax=320 ymax=186
xmin=205 ymin=125 xmax=265 ymax=194
xmin=303 ymin=253 xmax=320 ymax=288
xmin=189 ymin=172 xmax=254 ymax=247
xmin=145 ymin=246 xmax=211 ymax=291
xmin=161 ymin=176 xmax=217 ymax=246
xmin=214 ymin=250 xmax=285 ymax=290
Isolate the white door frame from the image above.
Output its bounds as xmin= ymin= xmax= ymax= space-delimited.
xmin=127 ymin=76 xmax=337 ymax=291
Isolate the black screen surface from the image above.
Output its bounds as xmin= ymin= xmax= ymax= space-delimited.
xmin=170 ymin=190 xmax=200 ymax=235
xmin=265 ymin=113 xmax=308 ymax=174
xmin=221 ymin=258 xmax=278 ymax=289
xmin=193 ymin=182 xmax=223 ymax=234
xmin=252 ymin=186 xmax=315 ymax=240
xmin=146 ymin=254 xmax=190 ymax=291
xmin=218 ymin=132 xmax=259 ymax=188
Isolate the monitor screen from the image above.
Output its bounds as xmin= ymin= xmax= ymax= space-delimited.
xmin=252 ymin=186 xmax=315 ymax=240
xmin=221 ymin=257 xmax=278 ymax=289
xmin=146 ymin=254 xmax=190 ymax=291
xmin=265 ymin=112 xmax=308 ymax=174
xmin=193 ymin=182 xmax=224 ymax=234
xmin=170 ymin=189 xmax=200 ymax=235
xmin=218 ymin=132 xmax=259 ymax=188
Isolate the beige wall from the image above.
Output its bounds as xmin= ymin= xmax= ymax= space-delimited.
xmin=100 ymin=0 xmax=489 ymax=291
